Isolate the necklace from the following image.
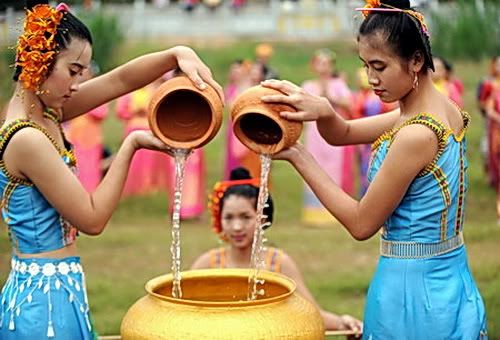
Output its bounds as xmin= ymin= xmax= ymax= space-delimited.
xmin=43 ymin=107 xmax=62 ymax=125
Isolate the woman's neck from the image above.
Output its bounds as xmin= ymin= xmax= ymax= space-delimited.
xmin=227 ymin=245 xmax=253 ymax=267
xmin=317 ymin=74 xmax=331 ymax=81
xmin=7 ymin=84 xmax=45 ymax=122
xmin=398 ymin=72 xmax=439 ymax=118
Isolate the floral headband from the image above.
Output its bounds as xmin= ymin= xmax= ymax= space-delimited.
xmin=15 ymin=3 xmax=70 ymax=91
xmin=208 ymin=178 xmax=260 ymax=234
xmin=356 ymin=0 xmax=430 ymax=38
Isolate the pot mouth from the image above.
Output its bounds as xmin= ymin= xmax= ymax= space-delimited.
xmin=233 ymin=109 xmax=286 ymax=155
xmin=145 ymin=269 xmax=295 ymax=307
xmin=151 ymin=88 xmax=215 ymax=149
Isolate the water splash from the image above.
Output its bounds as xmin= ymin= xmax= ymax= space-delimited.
xmin=170 ymin=148 xmax=190 ymax=299
xmin=248 ymin=154 xmax=272 ymax=301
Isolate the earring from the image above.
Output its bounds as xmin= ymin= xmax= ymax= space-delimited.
xmin=218 ymin=231 xmax=229 ymax=243
xmin=412 ymin=73 xmax=419 ymax=90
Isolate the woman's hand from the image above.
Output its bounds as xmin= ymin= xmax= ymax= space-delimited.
xmin=337 ymin=314 xmax=363 ymax=337
xmin=127 ymin=130 xmax=173 ymax=154
xmin=271 ymin=142 xmax=310 ymax=164
xmin=173 ymin=46 xmax=225 ymax=102
xmin=260 ymin=79 xmax=335 ymax=122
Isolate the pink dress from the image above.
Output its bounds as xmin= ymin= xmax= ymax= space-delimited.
xmin=116 ymin=90 xmax=170 ymax=196
xmin=66 ymin=104 xmax=108 ymax=192
xmin=302 ymin=78 xmax=353 ymax=226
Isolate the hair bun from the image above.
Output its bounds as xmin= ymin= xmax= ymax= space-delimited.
xmin=26 ymin=0 xmax=49 ymax=10
xmin=381 ymin=0 xmax=411 ymax=10
xmin=229 ymin=167 xmax=252 ymax=181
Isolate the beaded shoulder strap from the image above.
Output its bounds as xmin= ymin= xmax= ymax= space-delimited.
xmin=0 ymin=120 xmax=56 ymax=186
xmin=210 ymin=247 xmax=226 ymax=269
xmin=372 ymin=112 xmax=457 ymax=176
xmin=0 ymin=119 xmax=63 ymax=159
xmin=395 ymin=113 xmax=450 ymax=177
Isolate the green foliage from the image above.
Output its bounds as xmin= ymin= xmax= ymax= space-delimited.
xmin=0 ymin=48 xmax=15 ymax=104
xmin=80 ymin=10 xmax=124 ymax=72
xmin=431 ymin=0 xmax=500 ymax=60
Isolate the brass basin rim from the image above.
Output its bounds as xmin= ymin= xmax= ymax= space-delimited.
xmin=145 ymin=268 xmax=296 ymax=307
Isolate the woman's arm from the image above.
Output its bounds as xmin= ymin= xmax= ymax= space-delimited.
xmin=280 ymin=252 xmax=363 ymax=333
xmin=5 ymin=129 xmax=170 ymax=235
xmin=276 ymin=123 xmax=438 ymax=240
xmin=316 ymin=107 xmax=400 ymax=145
xmin=261 ymin=79 xmax=400 ymax=145
xmin=62 ymin=46 xmax=223 ymax=121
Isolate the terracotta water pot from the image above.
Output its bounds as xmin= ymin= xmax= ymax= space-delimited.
xmin=121 ymin=269 xmax=324 ymax=339
xmin=230 ymin=85 xmax=303 ymax=154
xmin=148 ymin=76 xmax=223 ymax=150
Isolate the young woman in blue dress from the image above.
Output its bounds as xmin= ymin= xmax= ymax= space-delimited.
xmin=260 ymin=0 xmax=488 ymax=338
xmin=0 ymin=1 xmax=222 ymax=338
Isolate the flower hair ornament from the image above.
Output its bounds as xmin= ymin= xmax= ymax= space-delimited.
xmin=208 ymin=178 xmax=260 ymax=234
xmin=15 ymin=3 xmax=67 ymax=92
xmin=355 ymin=0 xmax=430 ymax=38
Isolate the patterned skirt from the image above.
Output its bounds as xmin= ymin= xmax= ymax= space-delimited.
xmin=0 ymin=256 xmax=95 ymax=339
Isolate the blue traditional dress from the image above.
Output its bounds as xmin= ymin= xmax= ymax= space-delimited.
xmin=0 ymin=118 xmax=95 ymax=339
xmin=364 ymin=112 xmax=488 ymax=339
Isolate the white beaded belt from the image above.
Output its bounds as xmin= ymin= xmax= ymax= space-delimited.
xmin=10 ymin=259 xmax=83 ymax=276
xmin=380 ymin=232 xmax=464 ymax=259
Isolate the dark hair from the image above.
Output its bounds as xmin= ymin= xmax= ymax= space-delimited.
xmin=221 ymin=167 xmax=274 ymax=228
xmin=13 ymin=0 xmax=93 ymax=82
xmin=358 ymin=0 xmax=434 ymax=72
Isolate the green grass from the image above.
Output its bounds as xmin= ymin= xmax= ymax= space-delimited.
xmin=1 ymin=40 xmax=499 ymax=337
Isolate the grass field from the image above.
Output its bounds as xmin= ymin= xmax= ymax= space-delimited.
xmin=1 ymin=40 xmax=499 ymax=337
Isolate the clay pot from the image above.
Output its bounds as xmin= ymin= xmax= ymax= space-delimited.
xmin=230 ymin=85 xmax=303 ymax=154
xmin=148 ymin=76 xmax=223 ymax=150
xmin=121 ymin=269 xmax=324 ymax=339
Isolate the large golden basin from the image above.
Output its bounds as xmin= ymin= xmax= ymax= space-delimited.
xmin=121 ymin=269 xmax=325 ymax=339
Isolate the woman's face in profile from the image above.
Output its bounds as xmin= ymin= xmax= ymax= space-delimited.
xmin=39 ymin=38 xmax=92 ymax=109
xmin=358 ymin=33 xmax=414 ymax=103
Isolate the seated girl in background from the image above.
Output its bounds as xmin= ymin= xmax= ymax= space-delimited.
xmin=191 ymin=167 xmax=363 ymax=334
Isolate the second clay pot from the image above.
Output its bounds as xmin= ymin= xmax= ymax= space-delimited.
xmin=230 ymin=85 xmax=303 ymax=155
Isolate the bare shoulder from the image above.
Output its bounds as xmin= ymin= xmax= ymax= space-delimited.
xmin=190 ymin=249 xmax=214 ymax=270
xmin=278 ymin=250 xmax=300 ymax=272
xmin=6 ymin=125 xmax=57 ymax=157
xmin=394 ymin=123 xmax=438 ymax=144
xmin=445 ymin=101 xmax=467 ymax=133
xmin=390 ymin=124 xmax=439 ymax=168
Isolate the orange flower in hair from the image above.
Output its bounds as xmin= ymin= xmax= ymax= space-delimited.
xmin=361 ymin=0 xmax=381 ymax=16
xmin=15 ymin=4 xmax=63 ymax=91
